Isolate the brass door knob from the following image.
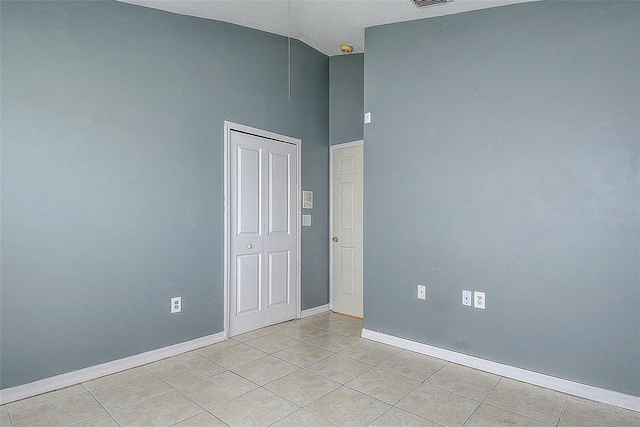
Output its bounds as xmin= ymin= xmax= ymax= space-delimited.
xmin=332 ymin=236 xmax=339 ymax=242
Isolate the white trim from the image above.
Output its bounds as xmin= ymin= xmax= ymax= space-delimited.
xmin=328 ymin=140 xmax=364 ymax=313
xmin=296 ymin=136 xmax=302 ymax=320
xmin=361 ymin=329 xmax=640 ymax=412
xmin=223 ymin=121 xmax=302 ymax=338
xmin=330 ymin=140 xmax=364 ymax=150
xmin=301 ymin=304 xmax=330 ymax=318
xmin=224 ymin=122 xmax=230 ymax=340
xmin=0 ymin=331 xmax=226 ymax=405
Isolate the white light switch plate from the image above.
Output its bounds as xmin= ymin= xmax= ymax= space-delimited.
xmin=302 ymin=191 xmax=313 ymax=209
xmin=302 ymin=215 xmax=311 ymax=227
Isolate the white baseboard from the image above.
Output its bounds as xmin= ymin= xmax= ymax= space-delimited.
xmin=0 ymin=331 xmax=226 ymax=405
xmin=301 ymin=304 xmax=330 ymax=318
xmin=361 ymin=329 xmax=640 ymax=412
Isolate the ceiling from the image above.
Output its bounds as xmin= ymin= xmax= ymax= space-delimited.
xmin=116 ymin=0 xmax=537 ymax=56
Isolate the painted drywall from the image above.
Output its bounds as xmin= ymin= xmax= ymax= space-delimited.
xmin=0 ymin=0 xmax=329 ymax=389
xmin=363 ymin=1 xmax=639 ymax=396
xmin=329 ymin=54 xmax=364 ymax=145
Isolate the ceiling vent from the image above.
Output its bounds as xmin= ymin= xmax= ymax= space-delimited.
xmin=411 ymin=0 xmax=450 ymax=8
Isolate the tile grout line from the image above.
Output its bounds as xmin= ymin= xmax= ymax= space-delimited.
xmin=145 ymin=356 xmax=228 ymax=391
xmin=462 ymin=376 xmax=565 ymax=426
xmin=253 ymin=354 xmax=370 ymax=424
xmin=258 ymin=393 xmax=303 ymax=427
xmin=105 ymin=369 xmax=198 ymax=422
xmin=184 ymin=376 xmax=259 ymax=422
xmin=341 ymin=361 xmax=426 ymax=407
xmin=556 ymin=394 xmax=570 ymax=427
xmin=388 ymin=361 xmax=450 ymax=426
xmin=166 ymin=373 xmax=233 ymax=427
xmin=83 ymin=366 xmax=153 ymax=396
xmin=287 ymin=339 xmax=437 ymax=427
xmin=81 ymin=383 xmax=124 ymax=427
xmin=5 ymin=408 xmax=15 ymax=427
xmin=458 ymin=373 xmax=502 ymax=427
xmin=5 ymin=384 xmax=87 ymax=415
xmin=175 ymin=362 xmax=304 ymax=425
xmin=500 ymin=377 xmax=570 ymax=426
xmin=266 ymin=342 xmax=339 ymax=369
xmin=373 ymin=361 xmax=443 ymax=382
xmin=382 ymin=361 xmax=469 ymax=426
xmin=364 ymin=408 xmax=392 ymax=427
xmin=165 ymin=411 xmax=229 ymax=427
xmin=276 ymin=375 xmax=341 ymax=408
xmin=240 ymin=336 xmax=304 ymax=355
xmin=149 ymin=362 xmax=290 ymax=427
xmin=478 ymin=402 xmax=558 ymax=426
xmin=204 ymin=382 xmax=302 ymax=426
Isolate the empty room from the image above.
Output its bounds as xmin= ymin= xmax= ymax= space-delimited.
xmin=1 ymin=0 xmax=638 ymax=425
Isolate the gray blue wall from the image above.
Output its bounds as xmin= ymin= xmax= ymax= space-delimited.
xmin=329 ymin=54 xmax=364 ymax=145
xmin=0 ymin=0 xmax=329 ymax=389
xmin=364 ymin=1 xmax=639 ymax=396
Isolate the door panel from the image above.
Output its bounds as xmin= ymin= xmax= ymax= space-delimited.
xmin=339 ymin=247 xmax=354 ymax=295
xmin=237 ymin=145 xmax=261 ymax=236
xmin=236 ymin=253 xmax=261 ymax=314
xmin=268 ymin=250 xmax=290 ymax=307
xmin=268 ymin=151 xmax=290 ymax=235
xmin=263 ymin=138 xmax=297 ymax=327
xmin=340 ymin=183 xmax=355 ymax=230
xmin=331 ymin=144 xmax=363 ymax=318
xmin=230 ymin=129 xmax=298 ymax=336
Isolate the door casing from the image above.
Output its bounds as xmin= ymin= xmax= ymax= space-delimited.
xmin=224 ymin=121 xmax=302 ymax=338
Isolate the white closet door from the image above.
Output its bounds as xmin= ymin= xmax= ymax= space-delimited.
xmin=229 ymin=130 xmax=298 ymax=336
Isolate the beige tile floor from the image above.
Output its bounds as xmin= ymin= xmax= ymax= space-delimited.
xmin=2 ymin=312 xmax=639 ymax=427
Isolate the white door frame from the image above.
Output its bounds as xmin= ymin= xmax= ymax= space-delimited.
xmin=224 ymin=121 xmax=302 ymax=339
xmin=329 ymin=140 xmax=364 ymax=313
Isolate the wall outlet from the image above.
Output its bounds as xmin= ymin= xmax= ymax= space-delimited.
xmin=462 ymin=290 xmax=472 ymax=306
xmin=171 ymin=297 xmax=182 ymax=313
xmin=417 ymin=285 xmax=426 ymax=300
xmin=474 ymin=291 xmax=485 ymax=309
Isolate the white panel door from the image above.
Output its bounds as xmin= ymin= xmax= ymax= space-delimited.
xmin=331 ymin=144 xmax=363 ymax=318
xmin=229 ymin=130 xmax=298 ymax=336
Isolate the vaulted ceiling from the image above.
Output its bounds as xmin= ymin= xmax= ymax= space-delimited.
xmin=117 ymin=0 xmax=537 ymax=56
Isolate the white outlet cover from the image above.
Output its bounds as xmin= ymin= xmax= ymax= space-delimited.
xmin=474 ymin=291 xmax=485 ymax=309
xmin=302 ymin=215 xmax=312 ymax=227
xmin=171 ymin=297 xmax=182 ymax=313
